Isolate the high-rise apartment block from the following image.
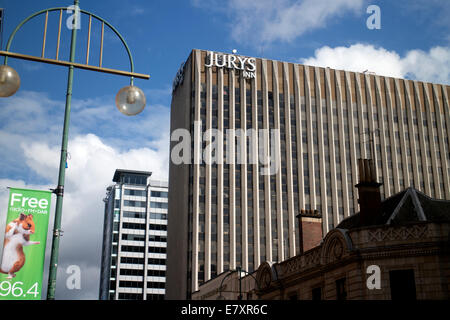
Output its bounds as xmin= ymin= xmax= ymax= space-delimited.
xmin=99 ymin=169 xmax=168 ymax=300
xmin=166 ymin=49 xmax=450 ymax=299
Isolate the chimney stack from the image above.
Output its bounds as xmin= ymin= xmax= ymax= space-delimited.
xmin=296 ymin=209 xmax=323 ymax=255
xmin=355 ymin=159 xmax=382 ymax=226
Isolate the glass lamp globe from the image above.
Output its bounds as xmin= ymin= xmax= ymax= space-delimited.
xmin=0 ymin=65 xmax=20 ymax=97
xmin=115 ymin=85 xmax=146 ymax=116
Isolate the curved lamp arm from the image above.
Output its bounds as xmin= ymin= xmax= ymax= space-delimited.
xmin=217 ymin=268 xmax=261 ymax=299
xmin=3 ymin=7 xmax=137 ymax=85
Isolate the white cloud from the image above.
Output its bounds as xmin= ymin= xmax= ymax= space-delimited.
xmin=0 ymin=90 xmax=170 ymax=299
xmin=301 ymin=44 xmax=450 ymax=84
xmin=401 ymin=47 xmax=450 ymax=85
xmin=192 ymin=0 xmax=365 ymax=45
xmin=0 ymin=133 xmax=169 ymax=299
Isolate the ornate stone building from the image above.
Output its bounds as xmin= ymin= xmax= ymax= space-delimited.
xmin=192 ymin=159 xmax=450 ymax=300
xmin=254 ymin=160 xmax=450 ymax=300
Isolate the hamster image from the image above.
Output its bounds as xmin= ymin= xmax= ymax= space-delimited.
xmin=0 ymin=213 xmax=40 ymax=279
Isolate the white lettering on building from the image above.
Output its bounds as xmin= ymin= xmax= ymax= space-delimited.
xmin=205 ymin=51 xmax=256 ymax=79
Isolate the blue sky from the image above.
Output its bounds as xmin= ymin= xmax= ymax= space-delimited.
xmin=0 ymin=0 xmax=449 ymax=299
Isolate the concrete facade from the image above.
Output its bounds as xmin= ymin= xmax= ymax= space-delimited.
xmin=99 ymin=170 xmax=169 ymax=300
xmin=167 ymin=49 xmax=450 ymax=299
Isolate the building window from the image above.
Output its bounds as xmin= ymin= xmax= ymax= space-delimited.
xmin=148 ymin=258 xmax=166 ymax=265
xmin=121 ymin=257 xmax=145 ymax=264
xmin=148 ymin=246 xmax=167 ymax=254
xmin=122 ymin=222 xmax=146 ymax=230
xmin=151 ymin=191 xmax=169 ymax=198
xmin=123 ymin=200 xmax=146 ymax=208
xmin=336 ymin=278 xmax=347 ymax=300
xmin=312 ymin=287 xmax=322 ymax=300
xmin=119 ymin=269 xmax=144 ymax=276
xmin=120 ymin=174 xmax=147 ymax=186
xmin=119 ymin=281 xmax=143 ymax=288
xmin=118 ymin=293 xmax=143 ymax=300
xmin=123 ymin=211 xmax=146 ymax=219
xmin=149 ymin=224 xmax=167 ymax=231
xmin=389 ymin=269 xmax=416 ymax=300
xmin=150 ymin=202 xmax=169 ymax=209
xmin=124 ymin=189 xmax=146 ymax=197
xmin=288 ymin=292 xmax=298 ymax=300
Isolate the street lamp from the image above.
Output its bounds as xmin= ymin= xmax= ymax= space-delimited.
xmin=0 ymin=1 xmax=150 ymax=299
xmin=115 ymin=85 xmax=146 ymax=116
xmin=217 ymin=267 xmax=260 ymax=300
xmin=0 ymin=64 xmax=20 ymax=97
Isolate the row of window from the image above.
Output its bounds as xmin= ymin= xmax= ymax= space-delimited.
xmin=122 ymin=211 xmax=168 ymax=220
xmin=123 ymin=189 xmax=168 ymax=198
xmin=119 ymin=257 xmax=166 ymax=265
xmin=122 ymin=222 xmax=167 ymax=231
xmin=118 ymin=281 xmax=166 ymax=289
xmin=121 ymin=246 xmax=167 ymax=254
xmin=151 ymin=191 xmax=168 ymax=198
xmin=119 ymin=269 xmax=166 ymax=277
xmin=121 ymin=234 xmax=167 ymax=243
xmin=115 ymin=292 xmax=165 ymax=301
xmin=119 ymin=174 xmax=147 ymax=186
xmin=122 ymin=200 xmax=168 ymax=209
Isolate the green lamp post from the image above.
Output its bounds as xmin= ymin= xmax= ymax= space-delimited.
xmin=0 ymin=0 xmax=150 ymax=299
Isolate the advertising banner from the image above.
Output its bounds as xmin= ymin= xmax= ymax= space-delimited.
xmin=0 ymin=188 xmax=52 ymax=300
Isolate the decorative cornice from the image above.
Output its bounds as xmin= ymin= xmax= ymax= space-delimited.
xmin=366 ymin=223 xmax=429 ymax=242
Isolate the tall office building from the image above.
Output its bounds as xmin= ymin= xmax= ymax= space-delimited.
xmin=99 ymin=169 xmax=169 ymax=300
xmin=166 ymin=49 xmax=450 ymax=299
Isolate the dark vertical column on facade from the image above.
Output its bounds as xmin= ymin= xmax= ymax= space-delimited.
xmin=239 ymin=71 xmax=247 ymax=271
xmin=223 ymin=69 xmax=230 ymax=272
xmin=314 ymin=67 xmax=328 ymax=233
xmin=192 ymin=50 xmax=202 ymax=292
xmin=384 ymin=78 xmax=400 ymax=194
xmin=355 ymin=74 xmax=367 ymax=160
xmin=229 ymin=68 xmax=236 ymax=270
xmin=99 ymin=188 xmax=114 ymax=300
xmin=404 ymin=80 xmax=421 ymax=189
xmin=324 ymin=68 xmax=338 ymax=227
xmin=364 ymin=75 xmax=379 ymax=181
xmin=304 ymin=66 xmax=315 ymax=211
xmin=261 ymin=59 xmax=272 ymax=262
xmin=115 ymin=184 xmax=124 ymax=299
xmin=293 ymin=64 xmax=304 ymax=254
xmin=344 ymin=72 xmax=358 ymax=214
xmin=204 ymin=64 xmax=212 ymax=281
xmin=441 ymin=87 xmax=450 ymax=190
xmin=234 ymin=72 xmax=241 ymax=269
xmin=272 ymin=61 xmax=284 ymax=261
xmin=283 ymin=62 xmax=296 ymax=258
xmin=413 ymin=81 xmax=431 ymax=196
xmin=217 ymin=67 xmax=224 ymax=274
xmin=423 ymin=84 xmax=440 ymax=198
xmin=251 ymin=64 xmax=260 ymax=270
xmin=143 ymin=185 xmax=149 ymax=299
xmin=373 ymin=76 xmax=390 ymax=199
xmin=257 ymin=58 xmax=266 ymax=264
xmin=335 ymin=71 xmax=350 ymax=221
xmin=433 ymin=84 xmax=450 ymax=199
xmin=240 ymin=74 xmax=251 ymax=272
xmin=394 ymin=79 xmax=410 ymax=190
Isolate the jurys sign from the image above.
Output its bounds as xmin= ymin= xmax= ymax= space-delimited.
xmin=0 ymin=188 xmax=51 ymax=300
xmin=205 ymin=51 xmax=256 ymax=79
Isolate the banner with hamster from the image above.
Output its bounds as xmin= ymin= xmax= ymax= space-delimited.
xmin=0 ymin=188 xmax=51 ymax=300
